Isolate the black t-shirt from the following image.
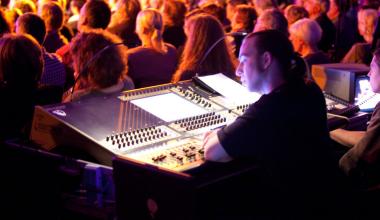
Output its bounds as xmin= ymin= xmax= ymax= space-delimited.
xmin=217 ymin=80 xmax=336 ymax=215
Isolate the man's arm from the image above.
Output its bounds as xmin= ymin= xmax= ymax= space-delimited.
xmin=202 ymin=130 xmax=233 ymax=162
xmin=330 ymin=128 xmax=365 ymax=148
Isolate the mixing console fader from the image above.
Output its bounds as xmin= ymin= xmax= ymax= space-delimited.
xmin=31 ymin=79 xmax=258 ymax=171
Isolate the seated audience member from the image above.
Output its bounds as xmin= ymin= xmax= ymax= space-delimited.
xmin=330 ymin=49 xmax=380 ymax=185
xmin=0 ymin=34 xmax=43 ymax=141
xmin=16 ymin=13 xmax=66 ymax=88
xmin=327 ymin=0 xmax=358 ymax=61
xmin=107 ymin=0 xmax=141 ymax=48
xmin=229 ymin=5 xmax=257 ymax=57
xmin=225 ymin=0 xmax=248 ymax=26
xmin=303 ymin=0 xmax=336 ymax=53
xmin=200 ymin=3 xmax=229 ymax=28
xmin=56 ymin=0 xmax=112 ymax=89
xmin=77 ymin=0 xmax=111 ymax=32
xmin=62 ymin=30 xmax=134 ymax=102
xmin=342 ymin=8 xmax=378 ymax=65
xmin=253 ymin=8 xmax=289 ymax=36
xmin=14 ymin=0 xmax=36 ymax=14
xmin=172 ymin=13 xmax=236 ymax=82
xmin=203 ymin=30 xmax=338 ymax=218
xmin=289 ymin=18 xmax=330 ymax=78
xmin=161 ymin=0 xmax=187 ymax=49
xmin=67 ymin=0 xmax=86 ymax=35
xmin=39 ymin=2 xmax=68 ymax=53
xmin=128 ymin=9 xmax=177 ymax=88
xmin=252 ymin=0 xmax=277 ymax=16
xmin=284 ymin=4 xmax=309 ymax=25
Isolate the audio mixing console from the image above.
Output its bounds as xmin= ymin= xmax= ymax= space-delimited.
xmin=30 ymin=79 xmax=257 ymax=171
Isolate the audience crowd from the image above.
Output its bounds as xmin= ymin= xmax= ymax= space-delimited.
xmin=1 ymin=0 xmax=380 ymax=217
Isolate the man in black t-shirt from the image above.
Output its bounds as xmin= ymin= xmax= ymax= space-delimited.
xmin=202 ymin=30 xmax=339 ymax=219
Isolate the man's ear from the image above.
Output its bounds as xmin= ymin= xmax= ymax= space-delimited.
xmin=262 ymin=51 xmax=272 ymax=70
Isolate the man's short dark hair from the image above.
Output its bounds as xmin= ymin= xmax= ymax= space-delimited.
xmin=16 ymin=13 xmax=46 ymax=45
xmin=84 ymin=0 xmax=111 ymax=29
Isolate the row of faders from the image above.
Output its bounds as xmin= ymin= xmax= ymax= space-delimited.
xmin=101 ymin=126 xmax=181 ymax=152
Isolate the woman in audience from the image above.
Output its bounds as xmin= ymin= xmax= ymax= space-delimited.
xmin=0 ymin=34 xmax=43 ymax=141
xmin=127 ymin=8 xmax=177 ymax=88
xmin=341 ymin=8 xmax=378 ymax=65
xmin=284 ymin=4 xmax=309 ymax=25
xmin=289 ymin=18 xmax=330 ymax=78
xmin=253 ymin=8 xmax=289 ymax=36
xmin=161 ymin=0 xmax=187 ymax=49
xmin=172 ymin=13 xmax=236 ymax=82
xmin=62 ymin=30 xmax=134 ymax=102
xmin=229 ymin=4 xmax=257 ymax=57
xmin=107 ymin=0 xmax=141 ymax=48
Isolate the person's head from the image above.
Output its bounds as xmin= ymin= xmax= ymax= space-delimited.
xmin=161 ymin=0 xmax=187 ymax=27
xmin=284 ymin=4 xmax=309 ymax=25
xmin=369 ymin=48 xmax=380 ymax=93
xmin=289 ymin=18 xmax=322 ymax=55
xmin=200 ymin=2 xmax=226 ymax=24
xmin=0 ymin=33 xmax=43 ymax=91
xmin=236 ymin=30 xmax=306 ymax=93
xmin=254 ymin=9 xmax=289 ymax=37
xmin=70 ymin=29 xmax=128 ymax=90
xmin=252 ymin=0 xmax=277 ymax=16
xmin=136 ymin=8 xmax=166 ymax=53
xmin=358 ymin=8 xmax=378 ymax=44
xmin=14 ymin=0 xmax=37 ymax=14
xmin=16 ymin=13 xmax=46 ymax=45
xmin=173 ymin=13 xmax=236 ymax=81
xmin=111 ymin=0 xmax=141 ymax=25
xmin=303 ymin=0 xmax=330 ymax=19
xmin=226 ymin=0 xmax=248 ymax=21
xmin=78 ymin=0 xmax=111 ymax=31
xmin=40 ymin=2 xmax=64 ymax=32
xmin=231 ymin=5 xmax=257 ymax=32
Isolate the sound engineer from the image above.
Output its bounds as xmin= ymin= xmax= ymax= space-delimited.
xmin=330 ymin=49 xmax=380 ymax=184
xmin=202 ymin=30 xmax=338 ymax=218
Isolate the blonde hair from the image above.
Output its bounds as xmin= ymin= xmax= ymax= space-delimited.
xmin=136 ymin=8 xmax=167 ymax=53
xmin=358 ymin=8 xmax=378 ymax=44
xmin=289 ymin=18 xmax=322 ymax=46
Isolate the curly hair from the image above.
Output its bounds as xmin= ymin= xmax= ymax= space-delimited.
xmin=70 ymin=30 xmax=128 ymax=89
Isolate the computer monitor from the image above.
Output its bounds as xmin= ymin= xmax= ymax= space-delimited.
xmin=354 ymin=75 xmax=380 ymax=111
xmin=312 ymin=63 xmax=370 ymax=103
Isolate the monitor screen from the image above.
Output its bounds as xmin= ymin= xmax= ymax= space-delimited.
xmin=354 ymin=76 xmax=380 ymax=111
xmin=131 ymin=92 xmax=208 ymax=122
